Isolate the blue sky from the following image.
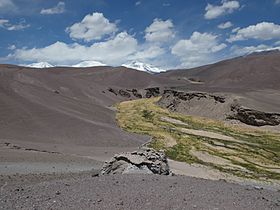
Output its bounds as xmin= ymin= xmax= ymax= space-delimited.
xmin=0 ymin=0 xmax=280 ymax=69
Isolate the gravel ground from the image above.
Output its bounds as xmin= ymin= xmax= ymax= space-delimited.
xmin=1 ymin=173 xmax=280 ymax=210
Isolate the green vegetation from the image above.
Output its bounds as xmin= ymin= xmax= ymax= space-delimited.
xmin=116 ymin=97 xmax=280 ymax=180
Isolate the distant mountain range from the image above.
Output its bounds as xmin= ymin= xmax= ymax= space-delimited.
xmin=22 ymin=60 xmax=166 ymax=74
xmin=24 ymin=60 xmax=107 ymax=68
xmin=21 ymin=49 xmax=280 ymax=75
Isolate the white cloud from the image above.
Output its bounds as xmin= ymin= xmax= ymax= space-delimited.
xmin=231 ymin=44 xmax=280 ymax=56
xmin=204 ymin=0 xmax=240 ymax=20
xmin=0 ymin=19 xmax=9 ymax=26
xmin=7 ymin=44 xmax=16 ymax=50
xmin=11 ymin=32 xmax=138 ymax=66
xmin=0 ymin=19 xmax=30 ymax=31
xmin=231 ymin=27 xmax=240 ymax=33
xmin=66 ymin=12 xmax=118 ymax=42
xmin=144 ymin=18 xmax=175 ymax=43
xmin=163 ymin=3 xmax=171 ymax=7
xmin=218 ymin=21 xmax=233 ymax=29
xmin=127 ymin=45 xmax=165 ymax=61
xmin=275 ymin=40 xmax=280 ymax=45
xmin=227 ymin=22 xmax=280 ymax=42
xmin=0 ymin=0 xmax=16 ymax=13
xmin=275 ymin=0 xmax=280 ymax=5
xmin=171 ymin=32 xmax=227 ymax=68
xmin=40 ymin=1 xmax=65 ymax=15
xmin=135 ymin=1 xmax=141 ymax=6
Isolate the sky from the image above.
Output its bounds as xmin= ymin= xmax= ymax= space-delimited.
xmin=0 ymin=0 xmax=280 ymax=69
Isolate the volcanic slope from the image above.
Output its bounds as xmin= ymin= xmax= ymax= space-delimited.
xmin=163 ymin=50 xmax=280 ymax=91
xmin=0 ymin=65 xmax=183 ymax=174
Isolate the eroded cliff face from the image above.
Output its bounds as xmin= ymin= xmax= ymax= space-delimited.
xmin=229 ymin=105 xmax=280 ymax=126
xmin=158 ymin=90 xmax=280 ymax=127
xmin=157 ymin=90 xmax=232 ymax=121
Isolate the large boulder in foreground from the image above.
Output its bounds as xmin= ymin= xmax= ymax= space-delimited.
xmin=99 ymin=148 xmax=171 ymax=175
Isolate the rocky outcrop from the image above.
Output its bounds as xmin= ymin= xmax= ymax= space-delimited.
xmin=160 ymin=90 xmax=226 ymax=104
xmin=145 ymin=87 xmax=160 ymax=98
xmin=229 ymin=105 xmax=280 ymax=126
xmin=106 ymin=87 xmax=161 ymax=99
xmin=99 ymin=148 xmax=171 ymax=175
xmin=118 ymin=89 xmax=131 ymax=98
xmin=130 ymin=89 xmax=142 ymax=98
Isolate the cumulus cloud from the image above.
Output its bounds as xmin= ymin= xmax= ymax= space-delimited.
xmin=227 ymin=22 xmax=280 ymax=42
xmin=204 ymin=0 xmax=240 ymax=20
xmin=66 ymin=12 xmax=118 ymax=42
xmin=171 ymin=32 xmax=227 ymax=68
xmin=0 ymin=19 xmax=30 ymax=31
xmin=218 ymin=21 xmax=233 ymax=29
xmin=144 ymin=18 xmax=175 ymax=43
xmin=0 ymin=0 xmax=16 ymax=13
xmin=8 ymin=13 xmax=174 ymax=67
xmin=127 ymin=45 xmax=165 ymax=61
xmin=40 ymin=1 xmax=65 ymax=15
xmin=11 ymin=32 xmax=139 ymax=66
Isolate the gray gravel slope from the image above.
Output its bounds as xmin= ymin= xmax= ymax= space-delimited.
xmin=1 ymin=174 xmax=279 ymax=210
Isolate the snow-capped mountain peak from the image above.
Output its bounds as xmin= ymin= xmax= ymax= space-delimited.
xmin=72 ymin=60 xmax=107 ymax=67
xmin=121 ymin=61 xmax=166 ymax=74
xmin=25 ymin=62 xmax=54 ymax=68
xmin=245 ymin=47 xmax=280 ymax=57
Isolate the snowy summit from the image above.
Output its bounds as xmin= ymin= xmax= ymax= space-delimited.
xmin=25 ymin=62 xmax=54 ymax=68
xmin=72 ymin=60 xmax=107 ymax=68
xmin=122 ymin=61 xmax=166 ymax=74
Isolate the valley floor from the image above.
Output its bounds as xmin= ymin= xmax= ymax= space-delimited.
xmin=1 ymin=97 xmax=280 ymax=209
xmin=116 ymin=97 xmax=280 ymax=184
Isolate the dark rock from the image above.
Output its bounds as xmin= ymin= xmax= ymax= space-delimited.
xmin=108 ymin=88 xmax=118 ymax=96
xmin=145 ymin=87 xmax=160 ymax=98
xmin=118 ymin=89 xmax=131 ymax=98
xmin=229 ymin=105 xmax=280 ymax=126
xmin=107 ymin=87 xmax=163 ymax=99
xmin=99 ymin=148 xmax=171 ymax=175
xmin=131 ymin=89 xmax=142 ymax=98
